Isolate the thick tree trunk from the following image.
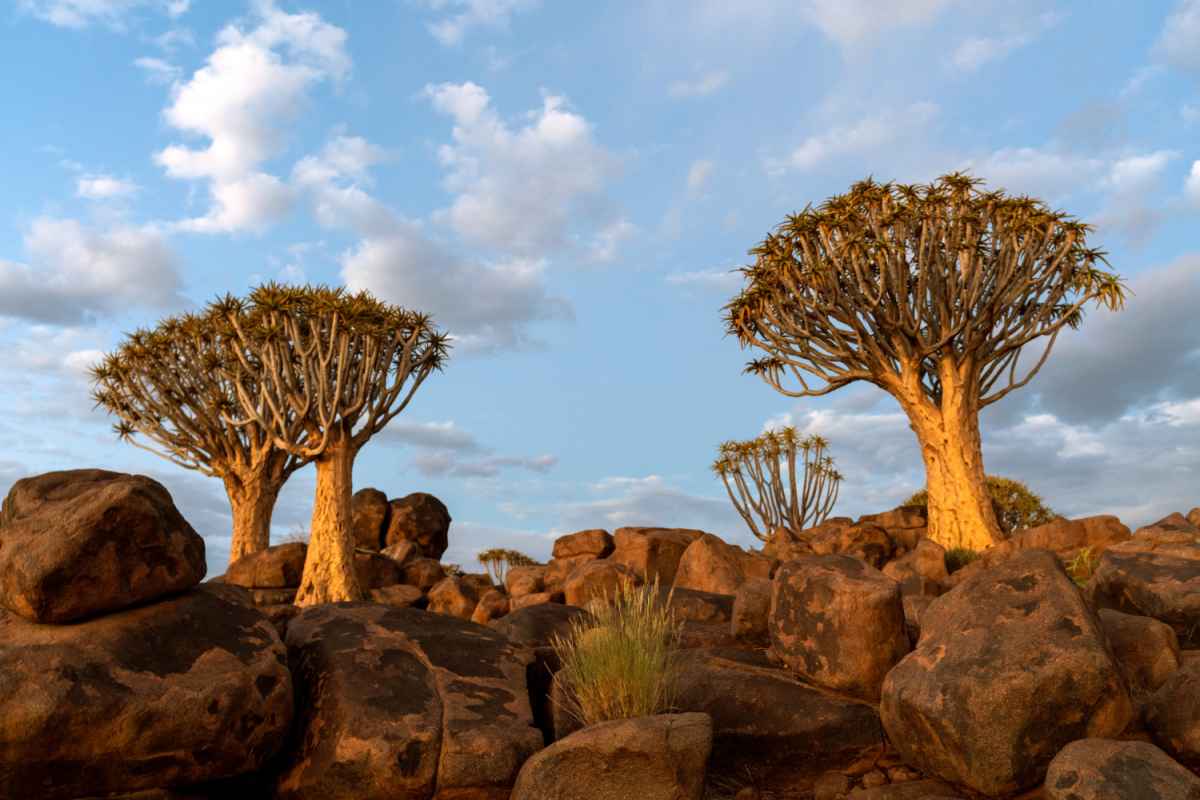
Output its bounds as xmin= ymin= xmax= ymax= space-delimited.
xmin=226 ymin=478 xmax=281 ymax=564
xmin=295 ymin=441 xmax=362 ymax=606
xmin=898 ymin=362 xmax=1002 ymax=552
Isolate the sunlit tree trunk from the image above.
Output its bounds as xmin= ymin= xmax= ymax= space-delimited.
xmin=295 ymin=434 xmax=362 ymax=606
xmin=898 ymin=360 xmax=1002 ymax=552
xmin=225 ymin=477 xmax=282 ymax=563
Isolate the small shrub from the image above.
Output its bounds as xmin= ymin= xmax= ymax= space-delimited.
xmin=280 ymin=523 xmax=309 ymax=544
xmin=1064 ymin=546 xmax=1098 ymax=587
xmin=442 ymin=563 xmax=464 ymax=577
xmin=550 ymin=579 xmax=683 ymax=727
xmin=944 ymin=547 xmax=980 ymax=574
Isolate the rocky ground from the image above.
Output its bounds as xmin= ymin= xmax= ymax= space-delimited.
xmin=1 ymin=469 xmax=1198 ymax=799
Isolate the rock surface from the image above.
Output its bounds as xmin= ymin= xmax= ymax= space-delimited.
xmin=505 ymin=565 xmax=546 ymax=598
xmin=731 ymin=577 xmax=772 ymax=644
xmin=1044 ymin=738 xmax=1200 ymax=800
xmin=880 ymin=549 xmax=1134 ymax=796
xmin=1087 ymin=538 xmax=1200 ymax=646
xmin=611 ymin=527 xmax=703 ymax=585
xmin=350 ymin=487 xmax=389 ymax=551
xmin=276 ymin=604 xmax=542 ymax=800
xmin=383 ymin=493 xmax=451 ymax=560
xmin=426 ymin=575 xmax=481 ymax=620
xmin=224 ymin=542 xmax=307 ymax=589
xmin=674 ymin=533 xmax=770 ymax=595
xmin=562 ymin=559 xmax=641 ymax=607
xmin=0 ymin=469 xmax=207 ymax=623
xmin=1145 ymin=657 xmax=1200 ymax=768
xmin=1097 ymin=608 xmax=1181 ymax=694
xmin=511 ymin=713 xmax=712 ymax=800
xmin=552 ymin=528 xmax=614 ymax=560
xmin=0 ymin=584 xmax=292 ymax=799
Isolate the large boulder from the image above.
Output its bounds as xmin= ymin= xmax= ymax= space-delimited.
xmin=0 ymin=584 xmax=292 ymax=799
xmin=1003 ymin=514 xmax=1131 ymax=560
xmin=510 ymin=713 xmax=712 ymax=800
xmin=427 ymin=575 xmax=481 ymax=620
xmin=674 ymin=533 xmax=771 ymax=595
xmin=383 ymin=492 xmax=451 ymax=560
xmin=611 ymin=527 xmax=703 ymax=585
xmin=354 ymin=551 xmax=405 ymax=590
xmin=350 ymin=488 xmax=390 ymax=551
xmin=1188 ymin=507 xmax=1200 ymax=529
xmin=471 ymin=589 xmax=510 ymax=625
xmin=881 ymin=538 xmax=949 ymax=597
xmin=505 ymin=564 xmax=546 ymax=598
xmin=1086 ymin=537 xmax=1200 ymax=646
xmin=1145 ymin=657 xmax=1200 ymax=768
xmin=763 ymin=525 xmax=816 ymax=563
xmin=770 ymin=555 xmax=908 ymax=701
xmin=880 ymin=549 xmax=1134 ymax=796
xmin=551 ymin=528 xmax=614 ymax=560
xmin=369 ymin=583 xmax=424 ymax=608
xmin=276 ymin=604 xmax=543 ymax=800
xmin=543 ymin=554 xmax=596 ymax=594
xmin=224 ymin=542 xmax=307 ymax=588
xmin=856 ymin=506 xmax=928 ymax=551
xmin=1135 ymin=513 xmax=1200 ymax=538
xmin=562 ymin=560 xmax=641 ymax=607
xmin=731 ymin=577 xmax=772 ymax=644
xmin=809 ymin=522 xmax=895 ymax=569
xmin=402 ymin=557 xmax=447 ymax=592
xmin=674 ymin=648 xmax=884 ymax=786
xmin=1097 ymin=609 xmax=1181 ymax=695
xmin=0 ymin=469 xmax=207 ymax=623
xmin=1045 ymin=739 xmax=1200 ymax=800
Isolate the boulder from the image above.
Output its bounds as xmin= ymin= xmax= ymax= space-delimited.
xmin=1145 ymin=658 xmax=1200 ymax=768
xmin=511 ymin=591 xmax=560 ymax=611
xmin=666 ymin=586 xmax=734 ymax=625
xmin=731 ymin=577 xmax=772 ymax=644
xmin=354 ymin=551 xmax=405 ymax=589
xmin=770 ymin=555 xmax=908 ymax=701
xmin=674 ymin=533 xmax=770 ymax=595
xmin=1086 ymin=539 xmax=1200 ymax=646
xmin=856 ymin=506 xmax=928 ymax=551
xmin=846 ymin=780 xmax=962 ymax=800
xmin=460 ymin=571 xmax=497 ymax=596
xmin=0 ymin=469 xmax=207 ymax=623
xmin=1188 ymin=507 xmax=1200 ymax=530
xmin=880 ymin=549 xmax=1134 ymax=796
xmin=1097 ymin=609 xmax=1181 ymax=694
xmin=0 ymin=584 xmax=292 ymax=799
xmin=350 ymin=487 xmax=389 ymax=551
xmin=1135 ymin=512 xmax=1200 ymax=537
xmin=881 ymin=538 xmax=948 ymax=597
xmin=902 ymin=594 xmax=935 ymax=646
xmin=505 ymin=564 xmax=546 ymax=598
xmin=551 ymin=528 xmax=614 ymax=560
xmin=427 ymin=576 xmax=481 ymax=620
xmin=543 ymin=554 xmax=596 ymax=594
xmin=225 ymin=542 xmax=307 ymax=589
xmin=1004 ymin=514 xmax=1131 ymax=560
xmin=276 ymin=604 xmax=543 ymax=800
xmin=510 ymin=713 xmax=712 ymax=800
xmin=471 ymin=589 xmax=510 ymax=625
xmin=563 ymin=560 xmax=641 ymax=607
xmin=1045 ymin=739 xmax=1200 ymax=800
xmin=763 ymin=526 xmax=816 ymax=563
xmin=261 ymin=602 xmax=301 ymax=639
xmin=808 ymin=522 xmax=895 ymax=569
xmin=368 ymin=583 xmax=424 ymax=608
xmin=381 ymin=540 xmax=419 ymax=567
xmin=674 ymin=648 xmax=884 ymax=786
xmin=611 ymin=527 xmax=704 ymax=585
xmin=383 ymin=492 xmax=451 ymax=560
xmin=402 ymin=557 xmax=446 ymax=592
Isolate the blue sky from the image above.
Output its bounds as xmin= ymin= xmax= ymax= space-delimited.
xmin=3 ymin=0 xmax=1200 ymax=574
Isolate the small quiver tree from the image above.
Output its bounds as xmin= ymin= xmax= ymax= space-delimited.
xmin=724 ymin=173 xmax=1129 ymax=550
xmin=477 ymin=547 xmax=538 ymax=587
xmin=220 ymin=284 xmax=449 ymax=605
xmin=712 ymin=427 xmax=842 ymax=541
xmin=90 ymin=311 xmax=309 ymax=562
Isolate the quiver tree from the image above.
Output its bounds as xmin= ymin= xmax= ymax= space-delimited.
xmin=902 ymin=474 xmax=1058 ymax=538
xmin=90 ymin=312 xmax=310 ymax=562
xmin=220 ymin=283 xmax=449 ymax=605
xmin=712 ymin=427 xmax=842 ymax=541
xmin=725 ymin=173 xmax=1129 ymax=550
xmin=477 ymin=547 xmax=538 ymax=587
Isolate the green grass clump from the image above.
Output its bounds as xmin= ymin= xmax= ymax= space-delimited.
xmin=550 ymin=579 xmax=683 ymax=727
xmin=1064 ymin=546 xmax=1098 ymax=587
xmin=944 ymin=547 xmax=981 ymax=574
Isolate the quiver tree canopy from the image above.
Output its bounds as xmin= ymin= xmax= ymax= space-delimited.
xmin=219 ymin=283 xmax=450 ymax=605
xmin=90 ymin=310 xmax=309 ymax=561
xmin=724 ymin=173 xmax=1129 ymax=550
xmin=713 ymin=427 xmax=842 ymax=541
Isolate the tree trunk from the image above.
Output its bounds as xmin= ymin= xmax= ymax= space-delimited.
xmin=226 ymin=477 xmax=281 ymax=564
xmin=295 ymin=440 xmax=363 ymax=606
xmin=898 ymin=362 xmax=1002 ymax=552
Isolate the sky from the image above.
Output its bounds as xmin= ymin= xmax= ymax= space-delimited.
xmin=2 ymin=0 xmax=1199 ymax=575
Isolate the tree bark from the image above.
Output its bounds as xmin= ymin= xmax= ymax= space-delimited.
xmin=295 ymin=439 xmax=362 ymax=606
xmin=226 ymin=478 xmax=282 ymax=564
xmin=898 ymin=361 xmax=1002 ymax=552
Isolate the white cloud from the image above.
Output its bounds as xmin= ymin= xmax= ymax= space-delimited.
xmin=1186 ymin=161 xmax=1200 ymax=205
xmin=1103 ymin=150 xmax=1177 ymax=192
xmin=948 ymin=11 xmax=1064 ymax=72
xmin=668 ymin=70 xmax=729 ymax=98
xmin=19 ymin=0 xmax=184 ymax=29
xmin=665 ymin=268 xmax=742 ymax=292
xmin=768 ymin=101 xmax=939 ymax=175
xmin=155 ymin=1 xmax=348 ymax=233
xmin=425 ymin=82 xmax=625 ymax=259
xmin=957 ymin=146 xmax=1106 ymax=200
xmin=380 ymin=420 xmax=481 ymax=451
xmin=76 ymin=173 xmax=138 ymax=199
xmin=1157 ymin=0 xmax=1200 ymax=71
xmin=686 ymin=159 xmax=713 ymax=194
xmin=587 ymin=218 xmax=636 ymax=263
xmin=0 ymin=218 xmax=183 ymax=324
xmin=412 ymin=452 xmax=557 ymax=479
xmin=421 ymin=0 xmax=538 ymax=46
xmin=133 ymin=56 xmax=181 ymax=84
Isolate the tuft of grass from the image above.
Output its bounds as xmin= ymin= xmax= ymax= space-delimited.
xmin=1064 ymin=546 xmax=1098 ymax=587
xmin=550 ymin=579 xmax=683 ymax=728
xmin=944 ymin=546 xmax=980 ymax=574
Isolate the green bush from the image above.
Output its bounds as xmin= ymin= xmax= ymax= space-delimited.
xmin=902 ymin=474 xmax=1058 ymax=537
xmin=944 ymin=547 xmax=981 ymax=574
xmin=550 ymin=579 xmax=683 ymax=727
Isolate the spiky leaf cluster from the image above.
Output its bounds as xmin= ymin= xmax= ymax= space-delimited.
xmin=723 ymin=172 xmax=1130 ymax=406
xmin=90 ymin=308 xmax=305 ymax=480
xmin=712 ymin=426 xmax=842 ymax=541
xmin=219 ymin=282 xmax=451 ymax=457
